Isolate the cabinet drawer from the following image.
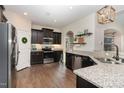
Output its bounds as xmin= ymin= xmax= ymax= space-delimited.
xmin=54 ymin=51 xmax=62 ymax=62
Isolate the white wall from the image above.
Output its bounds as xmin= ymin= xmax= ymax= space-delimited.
xmin=62 ymin=13 xmax=124 ymax=63
xmin=4 ymin=10 xmax=32 ymax=69
xmin=62 ymin=13 xmax=96 ymax=51
xmin=4 ymin=10 xmax=31 ymax=32
xmin=95 ymin=20 xmax=124 ymax=52
xmin=62 ymin=13 xmax=96 ymax=63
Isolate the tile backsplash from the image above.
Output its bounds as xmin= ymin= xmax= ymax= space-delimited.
xmin=31 ymin=44 xmax=63 ymax=50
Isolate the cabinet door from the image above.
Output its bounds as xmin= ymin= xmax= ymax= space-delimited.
xmin=31 ymin=29 xmax=43 ymax=44
xmin=66 ymin=53 xmax=74 ymax=70
xmin=81 ymin=56 xmax=96 ymax=68
xmin=31 ymin=29 xmax=38 ymax=44
xmin=31 ymin=52 xmax=43 ymax=65
xmin=1 ymin=14 xmax=7 ymax=22
xmin=53 ymin=32 xmax=56 ymax=44
xmin=54 ymin=51 xmax=62 ymax=62
xmin=0 ymin=6 xmax=7 ymax=22
xmin=88 ymin=57 xmax=96 ymax=66
xmin=53 ymin=32 xmax=61 ymax=44
xmin=43 ymin=30 xmax=48 ymax=37
xmin=42 ymin=28 xmax=53 ymax=38
xmin=48 ymin=30 xmax=53 ymax=38
xmin=57 ymin=33 xmax=61 ymax=44
xmin=81 ymin=56 xmax=89 ymax=67
xmin=76 ymin=76 xmax=98 ymax=88
xmin=37 ymin=31 xmax=43 ymax=44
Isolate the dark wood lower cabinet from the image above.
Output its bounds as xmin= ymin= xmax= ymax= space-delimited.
xmin=66 ymin=53 xmax=75 ymax=70
xmin=66 ymin=53 xmax=96 ymax=71
xmin=76 ymin=76 xmax=98 ymax=88
xmin=31 ymin=51 xmax=63 ymax=65
xmin=31 ymin=52 xmax=43 ymax=65
xmin=54 ymin=51 xmax=63 ymax=62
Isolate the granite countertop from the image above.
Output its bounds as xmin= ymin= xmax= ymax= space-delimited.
xmin=66 ymin=50 xmax=94 ymax=57
xmin=68 ymin=50 xmax=124 ymax=88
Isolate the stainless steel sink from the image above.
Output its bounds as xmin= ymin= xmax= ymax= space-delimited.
xmin=95 ymin=58 xmax=114 ymax=64
xmin=95 ymin=57 xmax=124 ymax=64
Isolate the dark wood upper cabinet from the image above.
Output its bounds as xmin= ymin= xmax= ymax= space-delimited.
xmin=0 ymin=5 xmax=5 ymax=10
xmin=31 ymin=29 xmax=37 ymax=44
xmin=31 ymin=29 xmax=43 ymax=44
xmin=53 ymin=32 xmax=61 ymax=44
xmin=0 ymin=5 xmax=7 ymax=22
xmin=42 ymin=28 xmax=53 ymax=38
xmin=37 ymin=31 xmax=43 ymax=44
xmin=31 ymin=28 xmax=62 ymax=44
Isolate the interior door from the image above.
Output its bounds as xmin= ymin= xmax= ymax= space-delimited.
xmin=16 ymin=31 xmax=31 ymax=71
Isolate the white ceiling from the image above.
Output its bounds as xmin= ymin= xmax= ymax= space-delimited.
xmin=4 ymin=5 xmax=124 ymax=28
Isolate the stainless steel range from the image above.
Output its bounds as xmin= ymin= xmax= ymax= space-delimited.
xmin=42 ymin=47 xmax=54 ymax=64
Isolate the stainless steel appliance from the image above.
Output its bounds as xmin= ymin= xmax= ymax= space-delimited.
xmin=0 ymin=23 xmax=18 ymax=88
xmin=43 ymin=37 xmax=53 ymax=44
xmin=42 ymin=47 xmax=54 ymax=64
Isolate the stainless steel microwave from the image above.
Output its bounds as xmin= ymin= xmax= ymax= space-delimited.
xmin=43 ymin=37 xmax=53 ymax=44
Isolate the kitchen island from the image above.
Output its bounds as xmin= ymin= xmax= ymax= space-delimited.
xmin=67 ymin=50 xmax=124 ymax=88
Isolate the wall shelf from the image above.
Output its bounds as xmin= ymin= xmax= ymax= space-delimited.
xmin=76 ymin=33 xmax=93 ymax=37
xmin=71 ymin=43 xmax=87 ymax=45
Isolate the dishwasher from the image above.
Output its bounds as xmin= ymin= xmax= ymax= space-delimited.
xmin=73 ymin=56 xmax=82 ymax=70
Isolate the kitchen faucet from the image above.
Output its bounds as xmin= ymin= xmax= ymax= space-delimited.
xmin=112 ymin=44 xmax=119 ymax=61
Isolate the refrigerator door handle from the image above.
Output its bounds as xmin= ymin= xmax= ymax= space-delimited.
xmin=16 ymin=51 xmax=20 ymax=66
xmin=15 ymin=42 xmax=20 ymax=66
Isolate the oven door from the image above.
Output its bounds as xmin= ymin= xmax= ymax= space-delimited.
xmin=43 ymin=51 xmax=54 ymax=63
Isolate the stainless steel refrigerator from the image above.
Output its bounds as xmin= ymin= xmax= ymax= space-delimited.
xmin=0 ymin=23 xmax=18 ymax=88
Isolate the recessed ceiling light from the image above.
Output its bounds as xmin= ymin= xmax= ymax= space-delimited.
xmin=69 ymin=6 xmax=73 ymax=9
xmin=54 ymin=20 xmax=57 ymax=22
xmin=24 ymin=12 xmax=28 ymax=16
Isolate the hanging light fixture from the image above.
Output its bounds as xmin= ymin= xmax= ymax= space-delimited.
xmin=97 ymin=5 xmax=116 ymax=24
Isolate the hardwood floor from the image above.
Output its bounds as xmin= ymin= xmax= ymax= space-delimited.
xmin=16 ymin=62 xmax=76 ymax=88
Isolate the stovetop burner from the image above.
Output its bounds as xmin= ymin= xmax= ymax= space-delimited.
xmin=42 ymin=48 xmax=52 ymax=51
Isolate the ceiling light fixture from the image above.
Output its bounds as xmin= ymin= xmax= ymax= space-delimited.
xmin=97 ymin=5 xmax=116 ymax=24
xmin=24 ymin=12 xmax=28 ymax=16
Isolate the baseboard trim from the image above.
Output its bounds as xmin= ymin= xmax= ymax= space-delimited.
xmin=16 ymin=67 xmax=29 ymax=72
